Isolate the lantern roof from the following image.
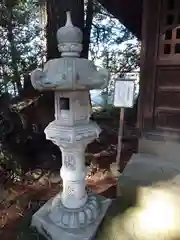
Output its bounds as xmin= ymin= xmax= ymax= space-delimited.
xmin=30 ymin=11 xmax=109 ymax=91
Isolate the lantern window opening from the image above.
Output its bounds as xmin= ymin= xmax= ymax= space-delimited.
xmin=59 ymin=97 xmax=70 ymax=110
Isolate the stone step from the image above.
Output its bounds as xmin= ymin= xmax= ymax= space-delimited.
xmin=119 ymin=153 xmax=180 ymax=186
xmin=96 ymin=153 xmax=180 ymax=240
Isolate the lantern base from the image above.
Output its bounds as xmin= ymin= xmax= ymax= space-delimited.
xmin=31 ymin=192 xmax=111 ymax=240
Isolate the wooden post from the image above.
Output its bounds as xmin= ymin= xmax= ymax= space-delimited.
xmin=116 ymin=107 xmax=125 ymax=171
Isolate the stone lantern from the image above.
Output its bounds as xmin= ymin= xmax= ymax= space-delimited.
xmin=30 ymin=11 xmax=111 ymax=240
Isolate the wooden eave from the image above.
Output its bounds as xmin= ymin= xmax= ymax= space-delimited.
xmin=98 ymin=0 xmax=142 ymax=39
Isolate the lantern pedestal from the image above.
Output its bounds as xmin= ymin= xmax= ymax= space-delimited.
xmin=31 ymin=192 xmax=111 ymax=240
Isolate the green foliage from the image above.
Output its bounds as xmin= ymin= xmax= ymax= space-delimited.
xmin=0 ymin=0 xmax=45 ymax=95
xmin=0 ymin=148 xmax=23 ymax=176
xmin=90 ymin=1 xmax=140 ymax=71
xmin=89 ymin=0 xmax=140 ymax=105
xmin=0 ymin=0 xmax=141 ymax=176
xmin=92 ymin=106 xmax=120 ymax=122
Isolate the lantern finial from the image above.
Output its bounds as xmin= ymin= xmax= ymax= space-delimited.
xmin=56 ymin=11 xmax=83 ymax=57
xmin=66 ymin=11 xmax=73 ymax=27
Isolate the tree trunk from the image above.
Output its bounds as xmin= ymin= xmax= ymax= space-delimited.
xmin=46 ymin=0 xmax=84 ymax=60
xmin=82 ymin=0 xmax=93 ymax=58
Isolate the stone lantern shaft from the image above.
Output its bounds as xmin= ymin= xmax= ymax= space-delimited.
xmin=60 ymin=141 xmax=87 ymax=209
xmin=30 ymin=11 xmax=111 ymax=240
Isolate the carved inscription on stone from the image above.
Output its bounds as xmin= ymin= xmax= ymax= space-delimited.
xmin=67 ymin=185 xmax=75 ymax=196
xmin=64 ymin=154 xmax=76 ymax=170
xmin=74 ymin=92 xmax=89 ymax=122
xmin=76 ymin=129 xmax=95 ymax=141
xmin=59 ymin=135 xmax=71 ymax=142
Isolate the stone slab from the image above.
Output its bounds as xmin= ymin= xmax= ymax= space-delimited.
xmin=117 ymin=153 xmax=180 ymax=200
xmin=31 ymin=193 xmax=111 ymax=240
xmin=139 ymin=136 xmax=180 ymax=162
xmin=95 ymin=154 xmax=180 ymax=240
xmin=119 ymin=153 xmax=180 ymax=185
xmin=96 ymin=185 xmax=180 ymax=240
